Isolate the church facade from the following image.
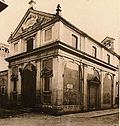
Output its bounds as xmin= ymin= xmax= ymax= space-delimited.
xmin=6 ymin=5 xmax=119 ymax=114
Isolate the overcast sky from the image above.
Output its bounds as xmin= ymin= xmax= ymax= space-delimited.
xmin=0 ymin=0 xmax=120 ymax=52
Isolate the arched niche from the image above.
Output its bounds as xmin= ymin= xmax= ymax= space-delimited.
xmin=103 ymin=73 xmax=113 ymax=107
xmin=87 ymin=69 xmax=101 ymax=110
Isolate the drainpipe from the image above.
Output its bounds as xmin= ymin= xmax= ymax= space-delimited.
xmin=118 ymin=57 xmax=120 ymax=107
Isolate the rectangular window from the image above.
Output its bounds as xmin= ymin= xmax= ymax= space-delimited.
xmin=42 ymin=59 xmax=53 ymax=104
xmin=1 ymin=86 xmax=5 ymax=95
xmin=14 ymin=42 xmax=18 ymax=53
xmin=27 ymin=38 xmax=33 ymax=52
xmin=45 ymin=28 xmax=52 ymax=41
xmin=92 ymin=46 xmax=97 ymax=58
xmin=44 ymin=77 xmax=50 ymax=91
xmin=72 ymin=34 xmax=78 ymax=49
xmin=107 ymin=54 xmax=110 ymax=64
xmin=43 ymin=59 xmax=53 ymax=91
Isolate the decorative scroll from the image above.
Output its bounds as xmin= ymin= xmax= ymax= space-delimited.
xmin=41 ymin=67 xmax=53 ymax=77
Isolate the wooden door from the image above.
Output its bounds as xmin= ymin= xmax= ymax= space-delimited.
xmin=21 ymin=64 xmax=36 ymax=107
xmin=88 ymin=84 xmax=99 ymax=110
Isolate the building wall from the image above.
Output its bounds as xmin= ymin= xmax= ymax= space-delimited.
xmin=0 ymin=70 xmax=8 ymax=106
xmin=58 ymin=22 xmax=118 ymax=68
xmin=0 ymin=43 xmax=9 ymax=71
xmin=57 ymin=50 xmax=118 ymax=110
xmin=9 ymin=22 xmax=60 ymax=56
xmin=9 ymin=20 xmax=119 ymax=68
xmin=6 ymin=12 xmax=119 ymax=114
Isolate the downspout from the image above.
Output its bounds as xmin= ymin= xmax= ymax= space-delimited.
xmin=118 ymin=57 xmax=120 ymax=107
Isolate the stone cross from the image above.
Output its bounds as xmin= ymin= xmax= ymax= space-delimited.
xmin=28 ymin=0 xmax=36 ymax=9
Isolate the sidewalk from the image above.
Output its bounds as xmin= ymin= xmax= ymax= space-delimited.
xmin=0 ymin=108 xmax=22 ymax=118
xmin=0 ymin=107 xmax=119 ymax=118
xmin=63 ymin=108 xmax=119 ymax=118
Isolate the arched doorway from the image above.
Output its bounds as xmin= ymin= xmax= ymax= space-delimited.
xmin=87 ymin=70 xmax=101 ymax=110
xmin=103 ymin=73 xmax=113 ymax=108
xmin=19 ymin=63 xmax=36 ymax=107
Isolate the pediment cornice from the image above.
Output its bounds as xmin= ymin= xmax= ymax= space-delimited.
xmin=7 ymin=8 xmax=55 ymax=43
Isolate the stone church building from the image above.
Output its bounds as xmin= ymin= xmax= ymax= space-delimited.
xmin=5 ymin=3 xmax=119 ymax=114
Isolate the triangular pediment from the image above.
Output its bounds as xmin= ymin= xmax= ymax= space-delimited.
xmin=8 ymin=8 xmax=55 ymax=42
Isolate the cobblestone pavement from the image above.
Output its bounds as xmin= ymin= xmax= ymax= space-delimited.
xmin=0 ymin=113 xmax=119 ymax=126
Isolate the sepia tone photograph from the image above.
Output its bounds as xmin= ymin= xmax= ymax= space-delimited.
xmin=0 ymin=0 xmax=119 ymax=125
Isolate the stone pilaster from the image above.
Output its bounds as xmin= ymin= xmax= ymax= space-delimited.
xmin=52 ymin=57 xmax=64 ymax=106
xmin=17 ymin=66 xmax=22 ymax=105
xmin=18 ymin=39 xmax=22 ymax=53
xmin=83 ymin=64 xmax=88 ymax=110
xmin=52 ymin=22 xmax=59 ymax=41
xmin=36 ymin=60 xmax=41 ymax=104
xmin=7 ymin=67 xmax=12 ymax=98
xmin=111 ymin=74 xmax=115 ymax=107
xmin=36 ymin=30 xmax=41 ymax=48
xmin=100 ymin=71 xmax=104 ymax=108
xmin=17 ymin=66 xmax=21 ymax=95
xmin=113 ymin=74 xmax=117 ymax=105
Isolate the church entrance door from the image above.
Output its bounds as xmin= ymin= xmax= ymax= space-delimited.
xmin=20 ymin=63 xmax=36 ymax=107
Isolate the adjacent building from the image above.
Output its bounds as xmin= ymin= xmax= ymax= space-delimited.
xmin=0 ymin=70 xmax=8 ymax=106
xmin=0 ymin=0 xmax=8 ymax=106
xmin=0 ymin=43 xmax=9 ymax=106
xmin=0 ymin=0 xmax=8 ymax=12
xmin=0 ymin=43 xmax=9 ymax=71
xmin=5 ymin=3 xmax=119 ymax=114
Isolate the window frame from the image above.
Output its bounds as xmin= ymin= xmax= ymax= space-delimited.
xmin=42 ymin=58 xmax=53 ymax=92
xmin=92 ymin=46 xmax=97 ymax=58
xmin=44 ymin=76 xmax=50 ymax=91
xmin=107 ymin=54 xmax=110 ymax=64
xmin=72 ymin=34 xmax=78 ymax=49
xmin=14 ymin=42 xmax=18 ymax=54
xmin=45 ymin=27 xmax=52 ymax=42
xmin=26 ymin=37 xmax=34 ymax=52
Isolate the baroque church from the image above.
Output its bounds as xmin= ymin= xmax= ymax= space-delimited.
xmin=5 ymin=1 xmax=119 ymax=114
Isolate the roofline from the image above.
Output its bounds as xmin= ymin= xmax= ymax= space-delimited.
xmin=7 ymin=8 xmax=55 ymax=42
xmin=58 ymin=16 xmax=118 ymax=56
xmin=7 ymin=8 xmax=119 ymax=58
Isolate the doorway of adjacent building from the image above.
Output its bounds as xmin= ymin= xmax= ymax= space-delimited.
xmin=21 ymin=63 xmax=36 ymax=107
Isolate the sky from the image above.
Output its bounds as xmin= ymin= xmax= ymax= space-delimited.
xmin=0 ymin=0 xmax=120 ymax=53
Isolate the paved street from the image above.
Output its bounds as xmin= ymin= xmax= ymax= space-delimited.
xmin=0 ymin=109 xmax=119 ymax=126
